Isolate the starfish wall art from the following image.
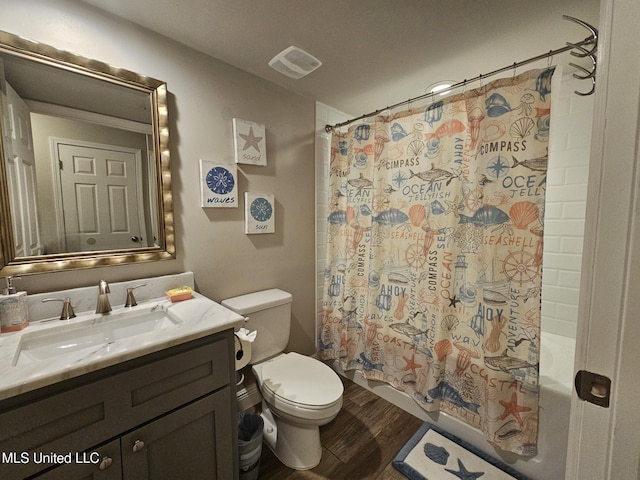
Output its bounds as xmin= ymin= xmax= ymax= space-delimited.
xmin=233 ymin=118 xmax=267 ymax=166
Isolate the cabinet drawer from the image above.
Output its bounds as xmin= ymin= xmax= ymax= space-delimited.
xmin=111 ymin=333 xmax=231 ymax=429
xmin=0 ymin=382 xmax=120 ymax=479
xmin=32 ymin=439 xmax=122 ymax=480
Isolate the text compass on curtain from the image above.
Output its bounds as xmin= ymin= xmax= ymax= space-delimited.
xmin=325 ymin=15 xmax=598 ymax=133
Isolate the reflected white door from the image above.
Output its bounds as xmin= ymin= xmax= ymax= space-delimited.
xmin=2 ymin=83 xmax=43 ymax=257
xmin=57 ymin=143 xmax=143 ymax=252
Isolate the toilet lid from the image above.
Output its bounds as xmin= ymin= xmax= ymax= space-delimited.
xmin=260 ymin=352 xmax=343 ymax=408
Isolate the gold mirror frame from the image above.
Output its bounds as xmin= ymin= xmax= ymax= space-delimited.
xmin=0 ymin=30 xmax=174 ymax=275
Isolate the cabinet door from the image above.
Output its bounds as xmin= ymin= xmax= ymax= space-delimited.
xmin=121 ymin=388 xmax=235 ymax=480
xmin=33 ymin=439 xmax=122 ymax=480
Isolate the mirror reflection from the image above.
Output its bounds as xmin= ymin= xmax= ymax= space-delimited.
xmin=0 ymin=30 xmax=174 ymax=274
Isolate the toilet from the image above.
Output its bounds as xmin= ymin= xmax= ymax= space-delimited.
xmin=222 ymin=289 xmax=343 ymax=470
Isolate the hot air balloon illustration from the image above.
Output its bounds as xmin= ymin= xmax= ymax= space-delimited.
xmin=509 ymin=201 xmax=539 ymax=230
xmin=510 ymin=117 xmax=535 ymax=139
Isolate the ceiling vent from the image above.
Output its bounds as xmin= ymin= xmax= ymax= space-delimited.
xmin=268 ymin=46 xmax=322 ymax=79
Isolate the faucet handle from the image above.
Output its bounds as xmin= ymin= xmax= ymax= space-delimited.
xmin=125 ymin=283 xmax=147 ymax=307
xmin=42 ymin=297 xmax=76 ymax=320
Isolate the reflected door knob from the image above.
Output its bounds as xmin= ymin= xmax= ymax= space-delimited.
xmin=99 ymin=457 xmax=113 ymax=470
xmin=132 ymin=439 xmax=145 ymax=453
xmin=131 ymin=236 xmax=140 ymax=242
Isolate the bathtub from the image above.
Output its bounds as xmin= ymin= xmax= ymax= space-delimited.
xmin=332 ymin=331 xmax=576 ymax=480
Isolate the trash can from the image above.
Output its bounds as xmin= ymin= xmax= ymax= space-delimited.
xmin=237 ymin=412 xmax=264 ymax=480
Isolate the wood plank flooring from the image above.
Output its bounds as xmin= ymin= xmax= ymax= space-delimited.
xmin=257 ymin=376 xmax=423 ymax=480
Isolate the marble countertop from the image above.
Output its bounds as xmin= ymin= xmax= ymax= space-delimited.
xmin=0 ymin=272 xmax=244 ymax=401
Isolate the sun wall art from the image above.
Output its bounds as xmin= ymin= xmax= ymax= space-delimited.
xmin=244 ymin=193 xmax=275 ymax=234
xmin=233 ymin=118 xmax=267 ymax=166
xmin=200 ymin=159 xmax=238 ymax=208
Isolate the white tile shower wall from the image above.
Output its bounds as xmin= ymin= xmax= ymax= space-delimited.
xmin=542 ymin=73 xmax=594 ymax=338
xmin=315 ymin=73 xmax=593 ymax=345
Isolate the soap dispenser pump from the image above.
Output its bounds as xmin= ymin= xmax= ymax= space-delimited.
xmin=3 ymin=276 xmax=17 ymax=295
xmin=0 ymin=276 xmax=29 ymax=333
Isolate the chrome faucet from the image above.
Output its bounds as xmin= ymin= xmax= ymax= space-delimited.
xmin=96 ymin=279 xmax=112 ymax=314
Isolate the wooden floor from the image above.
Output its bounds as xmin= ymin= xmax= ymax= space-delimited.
xmin=257 ymin=376 xmax=423 ymax=480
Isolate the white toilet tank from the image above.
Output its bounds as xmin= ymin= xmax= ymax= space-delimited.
xmin=221 ymin=289 xmax=292 ymax=363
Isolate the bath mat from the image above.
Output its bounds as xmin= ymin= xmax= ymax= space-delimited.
xmin=393 ymin=423 xmax=531 ymax=480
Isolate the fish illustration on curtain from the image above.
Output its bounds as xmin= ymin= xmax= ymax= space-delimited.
xmin=321 ymin=68 xmax=554 ymax=455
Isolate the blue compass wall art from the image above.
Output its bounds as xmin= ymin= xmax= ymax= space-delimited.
xmin=200 ymin=159 xmax=238 ymax=208
xmin=245 ymin=193 xmax=275 ymax=234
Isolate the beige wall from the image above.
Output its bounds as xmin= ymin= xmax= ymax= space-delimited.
xmin=0 ymin=0 xmax=317 ymax=354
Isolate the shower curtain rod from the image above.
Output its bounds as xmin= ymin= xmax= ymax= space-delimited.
xmin=325 ymin=15 xmax=598 ymax=133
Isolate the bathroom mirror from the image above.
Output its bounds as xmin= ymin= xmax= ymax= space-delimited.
xmin=0 ymin=30 xmax=174 ymax=275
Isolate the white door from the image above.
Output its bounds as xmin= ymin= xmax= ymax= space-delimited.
xmin=2 ymin=83 xmax=43 ymax=257
xmin=567 ymin=0 xmax=640 ymax=478
xmin=57 ymin=142 xmax=144 ymax=252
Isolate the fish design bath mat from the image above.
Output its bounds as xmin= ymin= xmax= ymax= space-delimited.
xmin=393 ymin=423 xmax=531 ymax=480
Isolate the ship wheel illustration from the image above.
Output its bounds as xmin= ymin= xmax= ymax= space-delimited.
xmin=502 ymin=249 xmax=539 ymax=285
xmin=372 ymin=193 xmax=390 ymax=214
xmin=464 ymin=188 xmax=484 ymax=211
xmin=405 ymin=243 xmax=427 ymax=268
xmin=404 ymin=226 xmax=437 ymax=269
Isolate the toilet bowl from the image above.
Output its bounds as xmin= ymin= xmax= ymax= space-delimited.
xmin=252 ymin=352 xmax=343 ymax=469
xmin=221 ymin=289 xmax=344 ymax=470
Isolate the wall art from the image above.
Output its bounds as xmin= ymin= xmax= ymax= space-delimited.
xmin=244 ymin=193 xmax=275 ymax=234
xmin=200 ymin=159 xmax=238 ymax=208
xmin=233 ymin=118 xmax=266 ymax=166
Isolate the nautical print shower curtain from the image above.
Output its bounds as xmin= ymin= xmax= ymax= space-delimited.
xmin=320 ymin=68 xmax=554 ymax=455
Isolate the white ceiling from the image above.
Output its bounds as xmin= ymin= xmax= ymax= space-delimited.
xmin=80 ymin=0 xmax=600 ymax=117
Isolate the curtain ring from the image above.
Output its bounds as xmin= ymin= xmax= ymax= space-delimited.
xmin=512 ymin=62 xmax=517 ymax=78
xmin=462 ymin=79 xmax=467 ymax=94
xmin=547 ymin=51 xmax=553 ymax=69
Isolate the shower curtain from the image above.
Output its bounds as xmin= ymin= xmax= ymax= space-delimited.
xmin=320 ymin=67 xmax=554 ymax=455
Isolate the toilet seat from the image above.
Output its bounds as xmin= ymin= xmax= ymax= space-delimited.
xmin=256 ymin=352 xmax=343 ymax=413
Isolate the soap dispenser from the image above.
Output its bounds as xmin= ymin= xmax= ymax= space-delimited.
xmin=0 ymin=276 xmax=29 ymax=333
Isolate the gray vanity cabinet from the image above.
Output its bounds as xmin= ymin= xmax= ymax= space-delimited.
xmin=0 ymin=331 xmax=238 ymax=480
xmin=32 ymin=440 xmax=122 ymax=480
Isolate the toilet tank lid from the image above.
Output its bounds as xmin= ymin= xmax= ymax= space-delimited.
xmin=221 ymin=289 xmax=292 ymax=315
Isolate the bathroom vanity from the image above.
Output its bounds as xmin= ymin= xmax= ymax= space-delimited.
xmin=0 ymin=273 xmax=244 ymax=480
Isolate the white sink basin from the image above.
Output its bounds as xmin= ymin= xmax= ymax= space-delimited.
xmin=12 ymin=305 xmax=182 ymax=366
